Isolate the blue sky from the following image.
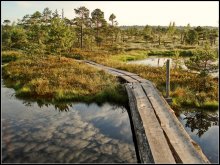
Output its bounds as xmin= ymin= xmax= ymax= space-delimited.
xmin=1 ymin=1 xmax=219 ymax=26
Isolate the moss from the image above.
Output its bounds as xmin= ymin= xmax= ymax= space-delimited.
xmin=111 ymin=50 xmax=147 ymax=62
xmin=16 ymin=86 xmax=31 ymax=96
xmin=14 ymin=81 xmax=22 ymax=90
xmin=201 ymin=101 xmax=219 ymax=110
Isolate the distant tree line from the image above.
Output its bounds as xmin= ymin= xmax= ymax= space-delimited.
xmin=127 ymin=22 xmax=218 ymax=47
xmin=2 ymin=7 xmax=218 ymax=55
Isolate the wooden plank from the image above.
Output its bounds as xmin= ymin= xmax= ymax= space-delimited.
xmin=120 ymin=75 xmax=139 ymax=83
xmin=105 ymin=70 xmax=125 ymax=76
xmin=85 ymin=63 xmax=106 ymax=70
xmin=125 ymin=83 xmax=154 ymax=163
xmin=84 ymin=60 xmax=139 ymax=79
xmin=141 ymin=82 xmax=210 ymax=163
xmin=84 ymin=60 xmax=137 ymax=76
xmin=84 ymin=61 xmax=124 ymax=76
xmin=84 ymin=60 xmax=209 ymax=163
xmin=109 ymin=68 xmax=137 ymax=76
xmin=130 ymin=75 xmax=149 ymax=83
xmin=131 ymin=83 xmax=176 ymax=163
xmin=85 ymin=61 xmax=109 ymax=69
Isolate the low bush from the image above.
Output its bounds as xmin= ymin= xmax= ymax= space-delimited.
xmin=148 ymin=50 xmax=194 ymax=57
xmin=1 ymin=50 xmax=24 ymax=63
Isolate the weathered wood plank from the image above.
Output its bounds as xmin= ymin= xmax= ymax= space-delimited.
xmin=131 ymin=83 xmax=176 ymax=163
xmin=84 ymin=61 xmax=125 ymax=76
xmin=83 ymin=60 xmax=210 ymax=164
xmin=125 ymin=83 xmax=154 ymax=163
xmin=108 ymin=68 xmax=138 ymax=76
xmin=130 ymin=75 xmax=149 ymax=83
xmin=104 ymin=70 xmax=125 ymax=76
xmin=84 ymin=61 xmax=136 ymax=75
xmin=120 ymin=75 xmax=139 ymax=83
xmin=84 ymin=61 xmax=109 ymax=69
xmin=141 ymin=82 xmax=210 ymax=163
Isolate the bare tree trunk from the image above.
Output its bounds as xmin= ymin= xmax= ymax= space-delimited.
xmin=80 ymin=25 xmax=83 ymax=49
xmin=181 ymin=33 xmax=183 ymax=44
xmin=158 ymin=36 xmax=161 ymax=45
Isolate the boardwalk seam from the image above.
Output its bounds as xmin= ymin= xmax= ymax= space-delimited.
xmin=140 ymin=83 xmax=182 ymax=163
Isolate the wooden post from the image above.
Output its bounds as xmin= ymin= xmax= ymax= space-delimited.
xmin=166 ymin=59 xmax=172 ymax=103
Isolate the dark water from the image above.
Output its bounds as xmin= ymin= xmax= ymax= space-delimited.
xmin=1 ymin=82 xmax=137 ymax=163
xmin=178 ymin=109 xmax=219 ymax=163
xmin=2 ymin=79 xmax=219 ymax=163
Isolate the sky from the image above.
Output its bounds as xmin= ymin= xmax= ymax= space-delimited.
xmin=1 ymin=1 xmax=219 ymax=27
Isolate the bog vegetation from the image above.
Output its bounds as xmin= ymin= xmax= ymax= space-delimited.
xmin=2 ymin=55 xmax=127 ymax=104
xmin=1 ymin=6 xmax=218 ymax=111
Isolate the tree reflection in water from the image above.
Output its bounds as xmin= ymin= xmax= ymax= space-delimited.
xmin=183 ymin=109 xmax=218 ymax=137
xmin=54 ymin=103 xmax=70 ymax=112
xmin=22 ymin=100 xmax=71 ymax=112
xmin=21 ymin=99 xmax=127 ymax=113
xmin=110 ymin=104 xmax=127 ymax=113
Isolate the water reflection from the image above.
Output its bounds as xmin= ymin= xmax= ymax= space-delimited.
xmin=128 ymin=56 xmax=170 ymax=67
xmin=128 ymin=56 xmax=218 ymax=77
xmin=180 ymin=109 xmax=218 ymax=137
xmin=2 ymin=82 xmax=137 ymax=163
xmin=180 ymin=109 xmax=219 ymax=137
xmin=22 ymin=99 xmax=128 ymax=113
xmin=178 ymin=109 xmax=219 ymax=163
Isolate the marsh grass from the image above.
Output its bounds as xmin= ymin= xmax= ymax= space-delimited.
xmin=68 ymin=49 xmax=218 ymax=110
xmin=2 ymin=49 xmax=218 ymax=110
xmin=2 ymin=55 xmax=127 ymax=104
xmin=111 ymin=50 xmax=147 ymax=62
xmin=202 ymin=101 xmax=219 ymax=110
xmin=148 ymin=49 xmax=194 ymax=57
xmin=1 ymin=50 xmax=24 ymax=63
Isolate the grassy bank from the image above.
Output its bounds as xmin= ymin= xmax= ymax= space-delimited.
xmin=111 ymin=50 xmax=147 ymax=62
xmin=2 ymin=55 xmax=127 ymax=105
xmin=2 ymin=49 xmax=218 ymax=111
xmin=147 ymin=49 xmax=194 ymax=57
xmin=1 ymin=50 xmax=25 ymax=64
xmin=66 ymin=49 xmax=218 ymax=111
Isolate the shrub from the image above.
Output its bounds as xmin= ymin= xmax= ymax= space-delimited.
xmin=179 ymin=50 xmax=194 ymax=57
xmin=63 ymin=53 xmax=83 ymax=60
xmin=1 ymin=51 xmax=24 ymax=63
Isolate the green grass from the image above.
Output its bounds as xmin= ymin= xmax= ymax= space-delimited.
xmin=111 ymin=50 xmax=147 ymax=62
xmin=202 ymin=101 xmax=219 ymax=110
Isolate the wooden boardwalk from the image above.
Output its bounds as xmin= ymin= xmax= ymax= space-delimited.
xmin=84 ymin=60 xmax=210 ymax=164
